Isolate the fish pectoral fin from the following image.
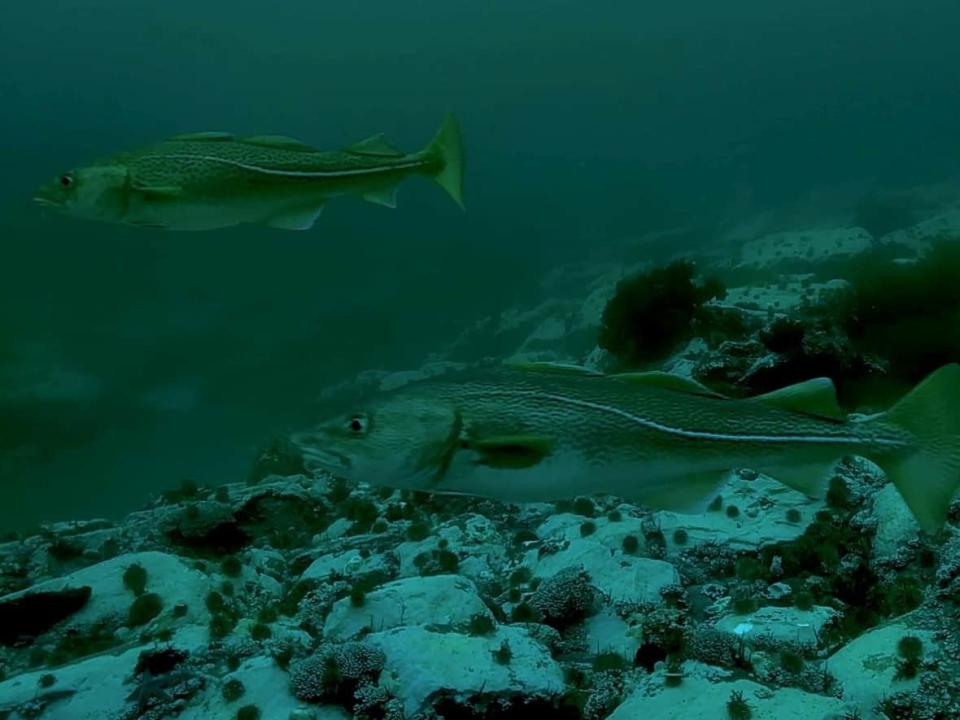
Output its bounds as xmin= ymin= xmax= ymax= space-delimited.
xmin=469 ymin=434 xmax=553 ymax=469
xmin=266 ymin=203 xmax=326 ymax=230
xmin=362 ymin=186 xmax=398 ymax=208
xmin=506 ymin=361 xmax=603 ymax=377
xmin=611 ymin=371 xmax=727 ymax=398
xmin=756 ymin=461 xmax=837 ymax=498
xmin=346 ymin=134 xmax=405 ymax=157
xmin=240 ymin=135 xmax=318 ymax=152
xmin=131 ymin=183 xmax=183 ymax=199
xmin=753 ymin=378 xmax=845 ymax=421
xmin=420 ymin=411 xmax=464 ymax=486
xmin=167 ymin=131 xmax=234 ymax=141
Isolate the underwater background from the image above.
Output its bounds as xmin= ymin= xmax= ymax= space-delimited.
xmin=4 ymin=2 xmax=960 ymax=719
xmin=4 ymin=0 xmax=960 ymax=530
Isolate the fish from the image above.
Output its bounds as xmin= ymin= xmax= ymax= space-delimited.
xmin=292 ymin=361 xmax=960 ymax=534
xmin=33 ymin=113 xmax=464 ymax=231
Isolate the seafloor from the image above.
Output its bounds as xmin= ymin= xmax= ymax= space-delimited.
xmin=3 ymin=194 xmax=960 ymax=720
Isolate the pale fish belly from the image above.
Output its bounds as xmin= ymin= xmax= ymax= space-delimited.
xmin=124 ymin=191 xmax=328 ymax=231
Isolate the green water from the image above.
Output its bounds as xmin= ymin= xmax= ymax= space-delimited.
xmin=2 ymin=0 xmax=960 ymax=530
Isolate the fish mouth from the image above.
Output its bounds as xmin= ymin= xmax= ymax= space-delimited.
xmin=291 ymin=432 xmax=352 ymax=472
xmin=33 ymin=196 xmax=61 ymax=208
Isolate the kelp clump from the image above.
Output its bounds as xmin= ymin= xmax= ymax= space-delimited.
xmin=599 ymin=260 xmax=726 ymax=365
xmin=831 ymin=240 xmax=960 ymax=388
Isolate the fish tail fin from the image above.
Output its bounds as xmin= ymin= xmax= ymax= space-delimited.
xmin=424 ymin=112 xmax=465 ymax=210
xmin=870 ymin=363 xmax=960 ymax=533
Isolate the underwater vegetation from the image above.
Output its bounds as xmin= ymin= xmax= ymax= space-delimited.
xmin=831 ymin=240 xmax=960 ymax=388
xmin=598 ymin=260 xmax=727 ymax=365
xmin=692 ymin=238 xmax=960 ymax=409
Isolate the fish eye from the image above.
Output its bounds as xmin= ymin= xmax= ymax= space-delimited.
xmin=59 ymin=174 xmax=74 ymax=189
xmin=347 ymin=414 xmax=368 ymax=434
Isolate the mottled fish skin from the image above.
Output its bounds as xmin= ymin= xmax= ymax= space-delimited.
xmin=292 ymin=363 xmax=960 ymax=533
xmin=33 ymin=113 xmax=464 ymax=230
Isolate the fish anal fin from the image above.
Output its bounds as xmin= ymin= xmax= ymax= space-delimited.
xmin=347 ymin=134 xmax=404 ymax=157
xmin=240 ymin=135 xmax=318 ymax=152
xmin=613 ymin=371 xmax=726 ymax=398
xmin=470 ymin=434 xmax=553 ymax=469
xmin=506 ymin=361 xmax=603 ymax=377
xmin=362 ymin=186 xmax=398 ymax=208
xmin=754 ymin=378 xmax=844 ymax=421
xmin=266 ymin=203 xmax=325 ymax=230
xmin=168 ymin=132 xmax=234 ymax=142
xmin=638 ymin=472 xmax=729 ymax=513
xmin=757 ymin=461 xmax=837 ymax=498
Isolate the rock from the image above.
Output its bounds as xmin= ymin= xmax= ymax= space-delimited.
xmin=0 ymin=644 xmax=142 ymax=720
xmin=829 ymin=622 xmax=936 ymax=708
xmin=885 ymin=207 xmax=960 ymax=249
xmin=367 ymin=625 xmax=564 ymax=716
xmin=871 ymin=484 xmax=920 ymax=565
xmin=323 ymin=575 xmax=490 ymax=640
xmin=765 ymin=583 xmax=792 ymax=601
xmin=654 ymin=473 xmax=821 ymax=553
xmin=609 ymin=663 xmax=845 ymax=719
xmin=531 ymin=539 xmax=679 ymax=607
xmin=300 ymin=548 xmax=392 ymax=583
xmin=738 ymin=227 xmax=874 ymax=269
xmin=0 ymin=551 xmax=211 ymax=635
xmin=0 ymin=586 xmax=92 ymax=646
xmin=714 ymin=606 xmax=838 ymax=649
xmin=177 ymin=655 xmax=349 ymax=720
xmin=584 ymin=608 xmax=640 ymax=659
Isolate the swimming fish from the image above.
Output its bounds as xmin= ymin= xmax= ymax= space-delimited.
xmin=33 ymin=113 xmax=464 ymax=231
xmin=292 ymin=362 xmax=960 ymax=533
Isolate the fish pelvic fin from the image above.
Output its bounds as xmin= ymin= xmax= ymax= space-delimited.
xmin=424 ymin=113 xmax=465 ymax=210
xmin=870 ymin=363 xmax=960 ymax=534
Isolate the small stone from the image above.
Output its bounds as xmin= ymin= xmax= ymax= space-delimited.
xmin=765 ymin=582 xmax=792 ymax=601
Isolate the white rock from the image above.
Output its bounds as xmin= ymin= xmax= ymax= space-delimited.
xmin=738 ymin=227 xmax=873 ymax=268
xmin=655 ymin=474 xmax=821 ymax=554
xmin=367 ymin=625 xmax=564 ymax=716
xmin=301 ymin=548 xmax=391 ymax=582
xmin=829 ymin=622 xmax=935 ymax=708
xmin=609 ymin=666 xmax=844 ymax=719
xmin=715 ymin=606 xmax=838 ymax=648
xmin=178 ymin=655 xmax=348 ymax=720
xmin=0 ymin=644 xmax=141 ymax=720
xmin=531 ymin=539 xmax=678 ymax=606
xmin=323 ymin=575 xmax=490 ymax=640
xmin=0 ymin=551 xmax=211 ymax=631
xmin=871 ymin=484 xmax=919 ymax=564
xmin=584 ymin=608 xmax=640 ymax=659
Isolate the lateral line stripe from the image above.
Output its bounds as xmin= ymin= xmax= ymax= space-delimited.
xmin=470 ymin=389 xmax=907 ymax=447
xmin=155 ymin=154 xmax=426 ymax=178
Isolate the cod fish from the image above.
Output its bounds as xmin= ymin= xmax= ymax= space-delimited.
xmin=33 ymin=114 xmax=464 ymax=231
xmin=293 ymin=362 xmax=960 ymax=533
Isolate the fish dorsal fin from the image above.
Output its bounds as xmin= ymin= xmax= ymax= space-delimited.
xmin=754 ymin=378 xmax=844 ymax=421
xmin=612 ymin=371 xmax=726 ymax=398
xmin=266 ymin=203 xmax=325 ymax=230
xmin=362 ymin=186 xmax=398 ymax=208
xmin=468 ymin=434 xmax=553 ymax=469
xmin=168 ymin=131 xmax=234 ymax=142
xmin=240 ymin=135 xmax=318 ymax=152
xmin=346 ymin=134 xmax=404 ymax=158
xmin=506 ymin=361 xmax=603 ymax=377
